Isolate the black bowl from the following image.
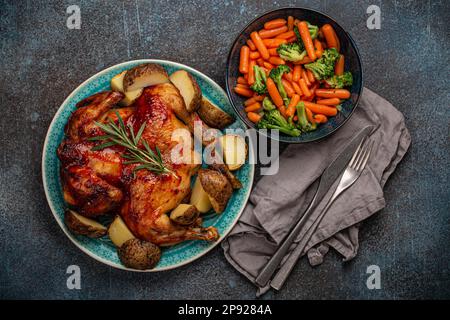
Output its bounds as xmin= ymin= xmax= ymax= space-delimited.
xmin=225 ymin=7 xmax=363 ymax=143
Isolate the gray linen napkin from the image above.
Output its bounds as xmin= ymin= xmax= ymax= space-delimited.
xmin=222 ymin=88 xmax=411 ymax=296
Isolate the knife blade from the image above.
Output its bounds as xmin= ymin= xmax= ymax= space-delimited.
xmin=255 ymin=125 xmax=374 ymax=288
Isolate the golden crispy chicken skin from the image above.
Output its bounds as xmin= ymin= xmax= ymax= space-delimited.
xmin=57 ymin=84 xmax=219 ymax=245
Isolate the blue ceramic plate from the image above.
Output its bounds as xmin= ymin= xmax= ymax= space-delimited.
xmin=42 ymin=59 xmax=254 ymax=272
xmin=226 ymin=7 xmax=363 ymax=143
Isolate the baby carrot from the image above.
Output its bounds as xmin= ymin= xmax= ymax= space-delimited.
xmin=262 ymin=38 xmax=287 ymax=48
xmin=281 ymin=79 xmax=295 ymax=98
xmin=305 ymin=107 xmax=315 ymax=124
xmin=245 ymin=102 xmax=261 ymax=112
xmin=294 ymin=19 xmax=301 ymax=26
xmin=322 ymin=24 xmax=339 ymax=51
xmin=236 ymin=83 xmax=250 ymax=89
xmin=315 ymin=88 xmax=351 ymax=99
xmin=314 ymin=39 xmax=323 ymax=58
xmin=292 ymin=65 xmax=301 ymax=82
xmin=234 ymin=86 xmax=254 ymax=97
xmin=314 ymin=114 xmax=328 ymax=123
xmin=283 ymin=71 xmax=293 ymax=82
xmin=244 ymin=97 xmax=258 ymax=106
xmin=266 ymin=78 xmax=284 ymax=108
xmin=259 ymin=26 xmax=288 ymax=39
xmin=335 ymin=54 xmax=345 ymax=76
xmin=247 ymin=112 xmax=262 ymax=123
xmin=299 ymin=78 xmax=311 ymax=97
xmin=292 ymin=81 xmax=303 ymax=96
xmin=250 ymin=31 xmax=270 ymax=60
xmin=253 ymin=94 xmax=265 ymax=101
xmin=301 ymin=67 xmax=311 ymax=86
xmin=268 ymin=56 xmax=286 ymax=65
xmin=237 ymin=76 xmax=247 ymax=85
xmin=316 ymin=98 xmax=340 ymax=105
xmin=287 ymin=16 xmax=294 ymax=31
xmin=293 ymin=56 xmax=314 ymax=64
xmin=302 ymin=101 xmax=337 ymax=116
xmin=298 ymin=21 xmax=316 ymax=61
xmin=268 ymin=48 xmax=279 ymax=56
xmin=256 ymin=58 xmax=265 ymax=67
xmin=249 ymin=51 xmax=260 ymax=59
xmin=246 ymin=39 xmax=256 ymax=51
xmin=275 ymin=30 xmax=296 ymax=40
xmin=306 ymin=69 xmax=316 ymax=83
xmin=263 ymin=61 xmax=274 ymax=70
xmin=287 ymin=36 xmax=297 ymax=43
xmin=286 ymin=94 xmax=300 ymax=117
xmin=239 ymin=45 xmax=250 ymax=74
xmin=247 ymin=60 xmax=256 ymax=85
xmin=264 ymin=18 xmax=287 ymax=30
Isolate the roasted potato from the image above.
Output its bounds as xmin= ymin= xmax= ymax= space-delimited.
xmin=118 ymin=239 xmax=161 ymax=270
xmin=170 ymin=204 xmax=200 ymax=225
xmin=108 ymin=215 xmax=135 ymax=247
xmin=190 ymin=177 xmax=212 ymax=213
xmin=197 ymin=97 xmax=234 ymax=129
xmin=64 ymin=209 xmax=107 ymax=238
xmin=169 ymin=70 xmax=202 ymax=112
xmin=110 ymin=70 xmax=143 ymax=106
xmin=198 ymin=169 xmax=232 ymax=213
xmin=123 ymin=63 xmax=169 ymax=92
xmin=209 ymin=163 xmax=242 ymax=189
xmin=218 ymin=134 xmax=248 ymax=171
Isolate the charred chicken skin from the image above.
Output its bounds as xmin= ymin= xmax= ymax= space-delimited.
xmin=57 ymin=84 xmax=219 ymax=245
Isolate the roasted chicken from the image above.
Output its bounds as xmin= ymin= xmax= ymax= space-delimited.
xmin=57 ymin=84 xmax=219 ymax=245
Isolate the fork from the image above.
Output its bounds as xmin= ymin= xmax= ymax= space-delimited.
xmin=255 ymin=138 xmax=374 ymax=288
xmin=269 ymin=139 xmax=375 ymax=290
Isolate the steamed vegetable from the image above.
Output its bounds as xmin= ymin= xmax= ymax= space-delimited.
xmin=325 ymin=71 xmax=353 ymax=88
xmin=269 ymin=65 xmax=291 ymax=105
xmin=276 ymin=43 xmax=307 ymax=62
xmin=296 ymin=102 xmax=317 ymax=132
xmin=304 ymin=48 xmax=340 ymax=80
xmin=257 ymin=108 xmax=301 ymax=137
xmin=250 ymin=65 xmax=267 ymax=95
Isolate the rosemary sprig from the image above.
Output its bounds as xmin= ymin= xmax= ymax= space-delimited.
xmin=88 ymin=111 xmax=175 ymax=177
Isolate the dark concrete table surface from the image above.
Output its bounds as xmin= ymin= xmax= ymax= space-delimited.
xmin=1 ymin=0 xmax=449 ymax=299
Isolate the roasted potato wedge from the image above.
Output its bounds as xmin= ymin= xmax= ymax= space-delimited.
xmin=209 ymin=163 xmax=242 ymax=189
xmin=198 ymin=169 xmax=232 ymax=213
xmin=118 ymin=239 xmax=161 ymax=270
xmin=170 ymin=204 xmax=200 ymax=225
xmin=190 ymin=177 xmax=212 ymax=213
xmin=197 ymin=97 xmax=234 ymax=129
xmin=123 ymin=63 xmax=169 ymax=92
xmin=108 ymin=215 xmax=135 ymax=247
xmin=110 ymin=70 xmax=143 ymax=106
xmin=169 ymin=70 xmax=202 ymax=112
xmin=218 ymin=134 xmax=248 ymax=171
xmin=64 ymin=209 xmax=107 ymax=238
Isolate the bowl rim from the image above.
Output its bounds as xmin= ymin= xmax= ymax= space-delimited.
xmin=225 ymin=6 xmax=364 ymax=144
xmin=41 ymin=59 xmax=255 ymax=272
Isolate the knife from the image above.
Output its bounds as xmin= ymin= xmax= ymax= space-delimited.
xmin=255 ymin=126 xmax=374 ymax=288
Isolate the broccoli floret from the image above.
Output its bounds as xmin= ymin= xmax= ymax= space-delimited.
xmin=293 ymin=22 xmax=319 ymax=48
xmin=277 ymin=43 xmax=307 ymax=62
xmin=307 ymin=22 xmax=319 ymax=40
xmin=325 ymin=71 xmax=353 ymax=88
xmin=262 ymin=97 xmax=276 ymax=111
xmin=304 ymin=48 xmax=340 ymax=80
xmin=296 ymin=102 xmax=317 ymax=132
xmin=269 ymin=65 xmax=291 ymax=105
xmin=250 ymin=65 xmax=267 ymax=94
xmin=257 ymin=109 xmax=301 ymax=137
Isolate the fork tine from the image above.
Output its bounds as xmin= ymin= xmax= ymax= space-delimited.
xmin=348 ymin=137 xmax=366 ymax=168
xmin=350 ymin=141 xmax=367 ymax=170
xmin=356 ymin=140 xmax=374 ymax=171
xmin=353 ymin=141 xmax=370 ymax=171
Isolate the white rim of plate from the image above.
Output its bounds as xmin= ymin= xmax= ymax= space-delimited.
xmin=41 ymin=59 xmax=255 ymax=272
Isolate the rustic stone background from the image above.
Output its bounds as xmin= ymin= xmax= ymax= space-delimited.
xmin=1 ymin=0 xmax=449 ymax=299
